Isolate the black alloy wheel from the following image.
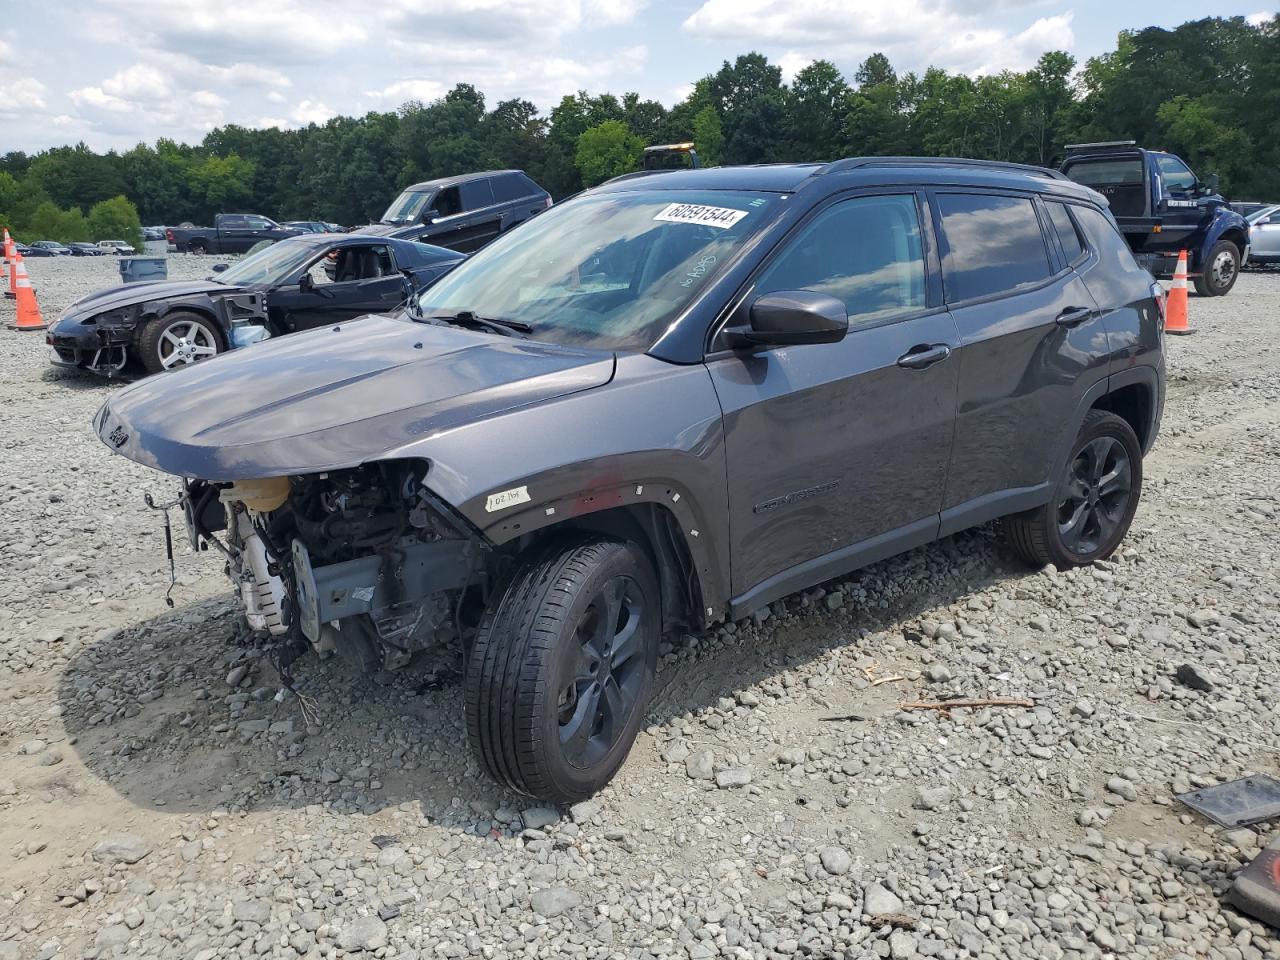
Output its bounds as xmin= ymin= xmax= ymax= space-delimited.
xmin=1005 ymin=410 xmax=1143 ymax=568
xmin=1056 ymin=435 xmax=1133 ymax=556
xmin=465 ymin=537 xmax=659 ymax=803
xmin=557 ymin=575 xmax=647 ymax=769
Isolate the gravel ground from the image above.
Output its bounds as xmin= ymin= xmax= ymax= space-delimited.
xmin=1 ymin=255 xmax=1278 ymax=960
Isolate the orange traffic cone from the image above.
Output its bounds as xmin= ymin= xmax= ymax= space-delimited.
xmin=1164 ymin=250 xmax=1194 ymax=336
xmin=11 ymin=257 xmax=45 ymax=330
xmin=4 ymin=240 xmax=15 ymax=299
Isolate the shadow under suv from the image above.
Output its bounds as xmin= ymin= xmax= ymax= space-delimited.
xmin=95 ymin=157 xmax=1165 ymax=803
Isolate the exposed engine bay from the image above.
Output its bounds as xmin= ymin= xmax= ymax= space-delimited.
xmin=182 ymin=460 xmax=481 ymax=674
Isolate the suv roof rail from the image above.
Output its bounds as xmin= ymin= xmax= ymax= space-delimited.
xmin=1063 ymin=140 xmax=1138 ymax=152
xmin=814 ymin=156 xmax=1069 ymax=180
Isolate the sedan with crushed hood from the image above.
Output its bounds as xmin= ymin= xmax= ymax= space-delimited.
xmin=46 ymin=233 xmax=464 ymax=377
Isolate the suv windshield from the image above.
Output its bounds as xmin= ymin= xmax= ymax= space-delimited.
xmin=382 ymin=189 xmax=434 ymax=224
xmin=214 ymin=240 xmax=317 ymax=285
xmin=412 ymin=189 xmax=778 ymax=351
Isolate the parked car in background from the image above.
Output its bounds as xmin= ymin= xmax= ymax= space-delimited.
xmin=68 ymin=242 xmax=107 ymax=256
xmin=97 ymin=240 xmax=136 ymax=255
xmin=143 ymin=226 xmax=166 ymax=241
xmin=355 ymin=170 xmax=551 ymax=253
xmin=93 ymin=157 xmax=1165 ymax=802
xmin=1230 ymin=201 xmax=1273 ymax=218
xmin=1246 ymin=203 xmax=1280 ymax=265
xmin=1060 ymin=141 xmax=1248 ymax=296
xmin=47 ymin=233 xmax=464 ymax=377
xmin=15 ymin=242 xmax=45 ymax=256
xmin=284 ymin=221 xmax=338 ymax=234
xmin=168 ymin=214 xmax=303 ymax=255
xmin=29 ymin=240 xmax=72 ymax=256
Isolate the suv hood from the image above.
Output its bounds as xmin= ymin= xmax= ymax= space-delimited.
xmin=64 ymin=279 xmax=244 ymax=318
xmin=95 ymin=315 xmax=616 ymax=481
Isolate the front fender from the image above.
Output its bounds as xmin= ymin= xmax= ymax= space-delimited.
xmin=1204 ymin=208 xmax=1249 ymax=252
xmin=387 ymin=353 xmax=732 ymax=617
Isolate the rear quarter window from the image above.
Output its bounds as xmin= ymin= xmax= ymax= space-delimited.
xmin=493 ymin=174 xmax=538 ymax=203
xmin=935 ymin=193 xmax=1053 ymax=302
xmin=1046 ymin=202 xmax=1085 ymax=264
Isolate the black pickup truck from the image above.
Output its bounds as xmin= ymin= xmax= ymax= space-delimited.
xmin=168 ymin=214 xmax=304 ymax=255
xmin=1060 ymin=141 xmax=1248 ymax=296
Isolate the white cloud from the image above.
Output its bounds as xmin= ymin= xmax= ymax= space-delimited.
xmin=291 ymin=99 xmax=335 ymax=125
xmin=588 ymin=0 xmax=648 ymax=26
xmin=778 ymin=52 xmax=813 ymax=84
xmin=70 ymin=85 xmax=134 ymax=113
xmin=1246 ymin=10 xmax=1275 ymax=27
xmin=363 ymin=79 xmax=449 ymax=105
xmin=101 ymin=63 xmax=171 ymax=101
xmin=99 ymin=0 xmax=364 ymax=63
xmin=683 ymin=0 xmax=1075 ymax=76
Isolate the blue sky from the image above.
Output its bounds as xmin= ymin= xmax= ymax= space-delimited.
xmin=1 ymin=1 xmax=1274 ymax=153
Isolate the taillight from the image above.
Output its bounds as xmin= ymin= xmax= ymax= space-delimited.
xmin=1152 ymin=281 xmax=1167 ymax=329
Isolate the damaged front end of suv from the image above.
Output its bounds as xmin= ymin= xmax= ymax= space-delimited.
xmin=184 ymin=462 xmax=483 ymax=678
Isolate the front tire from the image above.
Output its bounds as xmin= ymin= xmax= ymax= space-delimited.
xmin=138 ymin=312 xmax=223 ymax=374
xmin=1005 ymin=410 xmax=1143 ymax=568
xmin=1193 ymin=240 xmax=1240 ymax=297
xmin=465 ymin=538 xmax=659 ymax=803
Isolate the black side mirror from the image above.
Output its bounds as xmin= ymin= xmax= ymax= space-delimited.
xmin=727 ymin=291 xmax=849 ymax=348
xmin=298 ymin=273 xmax=315 ymax=293
xmin=211 ymin=263 xmax=228 ymax=273
xmin=421 ymin=208 xmax=441 ymax=224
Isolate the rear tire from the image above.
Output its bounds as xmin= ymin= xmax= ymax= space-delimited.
xmin=1193 ymin=240 xmax=1239 ymax=297
xmin=465 ymin=537 xmax=659 ymax=803
xmin=1005 ymin=410 xmax=1143 ymax=568
xmin=189 ymin=240 xmax=208 ymax=255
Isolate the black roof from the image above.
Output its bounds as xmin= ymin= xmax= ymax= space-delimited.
xmin=595 ymin=157 xmax=1101 ymax=204
xmin=404 ymin=169 xmax=525 ymax=192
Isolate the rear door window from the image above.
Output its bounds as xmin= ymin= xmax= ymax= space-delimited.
xmin=755 ymin=193 xmax=926 ymax=326
xmin=935 ymin=193 xmax=1053 ymax=302
xmin=1046 ymin=202 xmax=1085 ymax=264
xmin=459 ymin=178 xmax=495 ymax=212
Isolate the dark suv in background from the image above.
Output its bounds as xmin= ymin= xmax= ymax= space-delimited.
xmin=95 ymin=157 xmax=1164 ymax=804
xmin=357 ymin=170 xmax=552 ymax=252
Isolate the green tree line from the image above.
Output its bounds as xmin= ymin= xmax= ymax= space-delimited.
xmin=1 ymin=15 xmax=1275 ymax=243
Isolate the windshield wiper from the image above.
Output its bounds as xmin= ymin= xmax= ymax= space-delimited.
xmin=422 ymin=310 xmax=532 ymax=337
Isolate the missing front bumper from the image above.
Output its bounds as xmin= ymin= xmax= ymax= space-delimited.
xmin=291 ymin=537 xmax=473 ymax=643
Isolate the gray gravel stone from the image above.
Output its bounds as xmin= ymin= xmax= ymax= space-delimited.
xmin=338 ymin=915 xmax=388 ymax=952
xmin=91 ymin=833 xmax=152 ymax=865
xmin=530 ymin=886 xmax=581 ymax=918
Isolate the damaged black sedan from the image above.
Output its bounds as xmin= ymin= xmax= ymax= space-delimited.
xmin=46 ymin=234 xmax=463 ymax=376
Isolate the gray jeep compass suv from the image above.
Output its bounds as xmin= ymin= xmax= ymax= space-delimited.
xmin=95 ymin=157 xmax=1165 ymax=803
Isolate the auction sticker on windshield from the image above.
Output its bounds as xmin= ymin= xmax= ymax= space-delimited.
xmin=654 ymin=203 xmax=748 ymax=229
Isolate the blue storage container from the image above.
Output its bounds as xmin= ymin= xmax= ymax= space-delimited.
xmin=118 ymin=256 xmax=167 ymax=283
